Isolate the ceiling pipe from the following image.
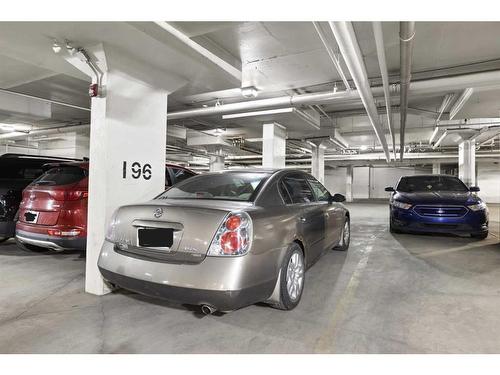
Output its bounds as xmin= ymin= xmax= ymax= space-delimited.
xmin=329 ymin=21 xmax=391 ymax=162
xmin=436 ymin=93 xmax=455 ymax=123
xmin=312 ymin=22 xmax=352 ymax=90
xmin=399 ymin=22 xmax=416 ymax=161
xmin=0 ymin=124 xmax=89 ymax=140
xmin=372 ymin=22 xmax=396 ymax=160
xmin=168 ymin=89 xmax=360 ymax=120
xmin=449 ymin=88 xmax=474 ymax=120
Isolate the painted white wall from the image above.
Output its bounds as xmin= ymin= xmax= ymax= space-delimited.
xmin=370 ymin=166 xmax=431 ymax=198
xmin=477 ymin=162 xmax=500 ymax=204
xmin=353 ymin=167 xmax=370 ymax=199
xmin=324 ymin=168 xmax=347 ymax=195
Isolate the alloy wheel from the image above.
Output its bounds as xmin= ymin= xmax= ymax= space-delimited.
xmin=286 ymin=251 xmax=304 ymax=301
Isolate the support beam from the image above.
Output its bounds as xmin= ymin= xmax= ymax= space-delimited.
xmin=449 ymin=88 xmax=474 ymax=120
xmin=209 ymin=155 xmax=225 ymax=171
xmin=262 ymin=123 xmax=286 ymax=168
xmin=65 ymin=44 xmax=186 ymax=296
xmin=432 ymin=163 xmax=441 ymax=175
xmin=346 ymin=165 xmax=353 ymax=202
xmin=459 ymin=140 xmax=476 ymax=187
xmin=329 ymin=21 xmax=391 ymax=162
xmin=311 ymin=143 xmax=326 ymax=183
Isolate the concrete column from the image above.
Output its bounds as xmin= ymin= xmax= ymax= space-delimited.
xmin=262 ymin=122 xmax=286 ymax=168
xmin=65 ymin=44 xmax=185 ymax=295
xmin=432 ymin=163 xmax=441 ymax=175
xmin=459 ymin=140 xmax=476 ymax=187
xmin=311 ymin=144 xmax=325 ymax=183
xmin=346 ymin=165 xmax=354 ymax=202
xmin=209 ymin=155 xmax=225 ymax=171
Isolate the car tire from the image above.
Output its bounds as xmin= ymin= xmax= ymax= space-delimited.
xmin=273 ymin=242 xmax=305 ymax=311
xmin=472 ymin=231 xmax=488 ymax=240
xmin=389 ymin=219 xmax=401 ymax=234
xmin=334 ymin=217 xmax=350 ymax=251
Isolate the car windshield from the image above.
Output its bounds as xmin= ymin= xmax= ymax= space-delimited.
xmin=157 ymin=172 xmax=271 ymax=202
xmin=397 ymin=176 xmax=469 ymax=193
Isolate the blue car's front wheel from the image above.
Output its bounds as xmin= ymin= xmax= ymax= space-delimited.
xmin=471 ymin=231 xmax=488 ymax=240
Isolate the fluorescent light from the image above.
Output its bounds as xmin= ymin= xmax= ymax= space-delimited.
xmin=222 ymin=107 xmax=294 ymax=120
xmin=240 ymin=86 xmax=259 ymax=98
xmin=359 ymin=145 xmax=368 ymax=151
xmin=429 ymin=126 xmax=440 ymax=144
xmin=0 ymin=124 xmax=15 ymax=132
xmin=52 ymin=40 xmax=61 ymax=54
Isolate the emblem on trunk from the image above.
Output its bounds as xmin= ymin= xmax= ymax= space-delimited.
xmin=153 ymin=208 xmax=164 ymax=218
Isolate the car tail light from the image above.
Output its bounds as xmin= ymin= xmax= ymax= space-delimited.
xmin=48 ymin=228 xmax=82 ymax=237
xmin=208 ymin=212 xmax=252 ymax=257
xmin=49 ymin=190 xmax=88 ymax=201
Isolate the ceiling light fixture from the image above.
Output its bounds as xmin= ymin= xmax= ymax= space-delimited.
xmin=65 ymin=40 xmax=76 ymax=55
xmin=52 ymin=39 xmax=62 ymax=54
xmin=222 ymin=107 xmax=294 ymax=120
xmin=359 ymin=145 xmax=368 ymax=151
xmin=240 ymin=86 xmax=259 ymax=98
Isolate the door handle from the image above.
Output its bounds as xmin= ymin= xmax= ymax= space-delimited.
xmin=299 ymin=216 xmax=307 ymax=223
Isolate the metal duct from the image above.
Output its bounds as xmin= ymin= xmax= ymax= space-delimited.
xmin=399 ymin=22 xmax=416 ymax=161
xmin=329 ymin=21 xmax=391 ymax=162
xmin=0 ymin=124 xmax=89 ymax=140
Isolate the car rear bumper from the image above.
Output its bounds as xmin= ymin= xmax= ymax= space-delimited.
xmin=0 ymin=220 xmax=15 ymax=238
xmin=98 ymin=240 xmax=282 ymax=311
xmin=15 ymin=229 xmax=86 ymax=251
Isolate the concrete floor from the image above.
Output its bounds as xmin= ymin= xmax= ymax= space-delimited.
xmin=1 ymin=202 xmax=500 ymax=353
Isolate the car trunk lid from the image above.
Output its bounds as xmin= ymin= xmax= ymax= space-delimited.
xmin=111 ymin=200 xmax=252 ymax=264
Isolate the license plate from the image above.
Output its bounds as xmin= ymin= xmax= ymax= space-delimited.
xmin=137 ymin=228 xmax=174 ymax=248
xmin=24 ymin=211 xmax=39 ymax=223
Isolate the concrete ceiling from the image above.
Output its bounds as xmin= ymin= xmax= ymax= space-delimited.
xmin=2 ymin=21 xmax=500 ymax=162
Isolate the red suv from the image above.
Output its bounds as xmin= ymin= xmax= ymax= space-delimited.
xmin=15 ymin=162 xmax=196 ymax=251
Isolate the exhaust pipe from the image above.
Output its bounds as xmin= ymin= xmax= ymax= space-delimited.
xmin=201 ymin=305 xmax=217 ymax=315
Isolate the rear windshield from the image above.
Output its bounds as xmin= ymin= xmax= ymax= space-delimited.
xmin=157 ymin=172 xmax=271 ymax=202
xmin=397 ymin=176 xmax=469 ymax=193
xmin=32 ymin=166 xmax=87 ymax=186
xmin=0 ymin=161 xmax=45 ymax=180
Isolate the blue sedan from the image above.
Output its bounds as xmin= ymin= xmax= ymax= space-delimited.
xmin=385 ymin=175 xmax=488 ymax=239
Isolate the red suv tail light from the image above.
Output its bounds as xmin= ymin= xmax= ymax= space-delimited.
xmin=49 ymin=190 xmax=88 ymax=201
xmin=208 ymin=212 xmax=252 ymax=256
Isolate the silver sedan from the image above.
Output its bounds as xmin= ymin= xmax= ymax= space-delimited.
xmin=98 ymin=169 xmax=350 ymax=313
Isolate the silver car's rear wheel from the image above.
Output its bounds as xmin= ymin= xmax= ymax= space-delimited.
xmin=286 ymin=251 xmax=304 ymax=302
xmin=335 ymin=217 xmax=350 ymax=251
xmin=273 ymin=243 xmax=305 ymax=310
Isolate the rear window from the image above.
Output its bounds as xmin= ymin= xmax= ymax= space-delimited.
xmin=0 ymin=161 xmax=44 ymax=180
xmin=32 ymin=166 xmax=87 ymax=186
xmin=157 ymin=172 xmax=270 ymax=202
xmin=397 ymin=176 xmax=469 ymax=193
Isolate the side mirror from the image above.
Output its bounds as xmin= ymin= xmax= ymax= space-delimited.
xmin=330 ymin=193 xmax=346 ymax=203
xmin=385 ymin=186 xmax=395 ymax=192
xmin=469 ymin=186 xmax=480 ymax=192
